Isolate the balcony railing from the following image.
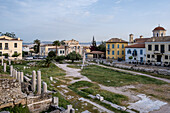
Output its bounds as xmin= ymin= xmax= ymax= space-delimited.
xmin=154 ymin=50 xmax=160 ymax=54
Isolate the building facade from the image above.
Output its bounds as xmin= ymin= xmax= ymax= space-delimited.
xmin=64 ymin=39 xmax=82 ymax=56
xmin=145 ymin=26 xmax=170 ymax=66
xmin=106 ymin=38 xmax=128 ymax=60
xmin=0 ymin=36 xmax=22 ymax=60
xmin=40 ymin=44 xmax=65 ymax=57
xmin=125 ymin=44 xmax=146 ymax=63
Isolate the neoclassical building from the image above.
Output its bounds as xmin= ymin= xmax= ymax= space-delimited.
xmin=106 ymin=38 xmax=128 ymax=60
xmin=64 ymin=39 xmax=83 ymax=56
xmin=0 ymin=36 xmax=23 ymax=60
xmin=40 ymin=44 xmax=65 ymax=57
xmin=145 ymin=26 xmax=170 ymax=66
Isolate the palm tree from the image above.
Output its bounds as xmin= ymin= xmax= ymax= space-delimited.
xmin=34 ymin=39 xmax=40 ymax=54
xmin=53 ymin=40 xmax=60 ymax=56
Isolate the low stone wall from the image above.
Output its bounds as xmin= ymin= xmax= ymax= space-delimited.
xmin=27 ymin=94 xmax=52 ymax=113
xmin=0 ymin=79 xmax=27 ymax=109
xmin=113 ymin=64 xmax=170 ymax=76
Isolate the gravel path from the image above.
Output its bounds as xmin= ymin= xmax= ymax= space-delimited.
xmin=96 ymin=64 xmax=170 ymax=83
xmin=79 ymin=98 xmax=114 ymax=113
xmin=55 ymin=64 xmax=91 ymax=84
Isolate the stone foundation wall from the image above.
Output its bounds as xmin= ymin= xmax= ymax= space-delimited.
xmin=0 ymin=79 xmax=27 ymax=109
xmin=113 ymin=64 xmax=170 ymax=76
xmin=27 ymin=95 xmax=52 ymax=113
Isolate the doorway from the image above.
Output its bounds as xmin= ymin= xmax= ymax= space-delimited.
xmin=157 ymin=55 xmax=162 ymax=62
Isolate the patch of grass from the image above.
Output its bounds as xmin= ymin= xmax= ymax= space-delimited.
xmin=69 ymin=81 xmax=128 ymax=112
xmin=67 ymin=64 xmax=81 ymax=69
xmin=101 ymin=62 xmax=170 ymax=79
xmin=70 ymin=81 xmax=97 ymax=88
xmin=81 ymin=65 xmax=167 ymax=87
xmin=69 ymin=81 xmax=128 ymax=106
xmin=0 ymin=104 xmax=30 ymax=113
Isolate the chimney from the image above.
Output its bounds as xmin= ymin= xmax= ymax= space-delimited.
xmin=152 ymin=37 xmax=155 ymax=42
xmin=129 ymin=34 xmax=134 ymax=43
xmin=140 ymin=35 xmax=143 ymax=39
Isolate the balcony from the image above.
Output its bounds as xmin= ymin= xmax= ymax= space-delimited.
xmin=154 ymin=50 xmax=160 ymax=54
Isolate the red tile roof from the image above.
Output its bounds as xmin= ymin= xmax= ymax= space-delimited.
xmin=153 ymin=26 xmax=166 ymax=31
xmin=146 ymin=36 xmax=170 ymax=42
xmin=125 ymin=44 xmax=145 ymax=48
xmin=133 ymin=38 xmax=150 ymax=43
xmin=107 ymin=38 xmax=128 ymax=43
xmin=87 ymin=51 xmax=104 ymax=54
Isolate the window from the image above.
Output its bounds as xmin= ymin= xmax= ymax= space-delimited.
xmin=108 ymin=44 xmax=110 ymax=49
xmin=152 ymin=55 xmax=154 ymax=58
xmin=140 ymin=50 xmax=143 ymax=55
xmin=108 ymin=50 xmax=110 ymax=55
xmin=5 ymin=43 xmax=8 ymax=50
xmin=0 ymin=52 xmax=2 ymax=56
xmin=155 ymin=45 xmax=159 ymax=51
xmin=112 ymin=44 xmax=114 ymax=48
xmin=169 ymin=45 xmax=170 ymax=51
xmin=108 ymin=56 xmax=110 ymax=59
xmin=117 ymin=51 xmax=119 ymax=55
xmin=0 ymin=43 xmax=2 ymax=49
xmin=165 ymin=55 xmax=168 ymax=59
xmin=127 ymin=49 xmax=131 ymax=54
xmin=14 ymin=43 xmax=17 ymax=48
xmin=157 ymin=33 xmax=159 ymax=37
xmin=148 ymin=45 xmax=152 ymax=51
xmin=112 ymin=57 xmax=114 ymax=59
xmin=118 ymin=44 xmax=119 ymax=48
xmin=122 ymin=44 xmax=124 ymax=48
xmin=122 ymin=51 xmax=124 ymax=55
xmin=60 ymin=50 xmax=62 ymax=54
xmin=147 ymin=54 xmax=150 ymax=58
xmin=161 ymin=33 xmax=163 ymax=37
xmin=112 ymin=51 xmax=114 ymax=55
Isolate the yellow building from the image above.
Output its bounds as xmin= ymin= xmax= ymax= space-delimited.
xmin=0 ymin=35 xmax=22 ymax=60
xmin=106 ymin=38 xmax=128 ymax=60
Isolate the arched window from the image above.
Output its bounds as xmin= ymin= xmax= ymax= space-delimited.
xmin=127 ymin=49 xmax=131 ymax=54
xmin=157 ymin=33 xmax=159 ymax=37
xmin=161 ymin=33 xmax=164 ymax=37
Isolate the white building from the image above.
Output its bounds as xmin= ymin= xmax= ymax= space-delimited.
xmin=40 ymin=44 xmax=65 ymax=57
xmin=125 ymin=44 xmax=146 ymax=63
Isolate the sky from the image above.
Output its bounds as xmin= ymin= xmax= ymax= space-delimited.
xmin=0 ymin=0 xmax=170 ymax=42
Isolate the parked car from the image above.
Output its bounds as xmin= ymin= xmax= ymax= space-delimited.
xmin=25 ymin=56 xmax=33 ymax=60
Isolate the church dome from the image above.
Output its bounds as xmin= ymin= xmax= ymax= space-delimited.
xmin=153 ymin=26 xmax=166 ymax=31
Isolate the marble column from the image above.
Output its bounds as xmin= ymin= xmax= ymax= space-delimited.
xmin=53 ymin=97 xmax=58 ymax=106
xmin=37 ymin=70 xmax=41 ymax=95
xmin=4 ymin=63 xmax=6 ymax=72
xmin=20 ymin=72 xmax=24 ymax=82
xmin=17 ymin=72 xmax=20 ymax=82
xmin=9 ymin=60 xmax=11 ymax=65
xmin=1 ymin=58 xmax=3 ymax=66
xmin=10 ymin=65 xmax=13 ymax=76
xmin=32 ymin=70 xmax=36 ymax=92
xmin=43 ymin=82 xmax=47 ymax=93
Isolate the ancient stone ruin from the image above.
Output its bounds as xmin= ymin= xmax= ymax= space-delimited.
xmin=0 ymin=59 xmax=75 ymax=113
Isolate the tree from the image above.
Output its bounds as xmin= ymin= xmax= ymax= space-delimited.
xmin=97 ymin=41 xmax=106 ymax=52
xmin=61 ymin=40 xmax=66 ymax=45
xmin=90 ymin=36 xmax=97 ymax=51
xmin=55 ymin=55 xmax=65 ymax=62
xmin=45 ymin=56 xmax=53 ymax=67
xmin=48 ymin=51 xmax=56 ymax=58
xmin=3 ymin=53 xmax=9 ymax=58
xmin=53 ymin=40 xmax=60 ymax=56
xmin=34 ymin=39 xmax=40 ymax=54
xmin=12 ymin=53 xmax=21 ymax=57
xmin=67 ymin=51 xmax=81 ymax=63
